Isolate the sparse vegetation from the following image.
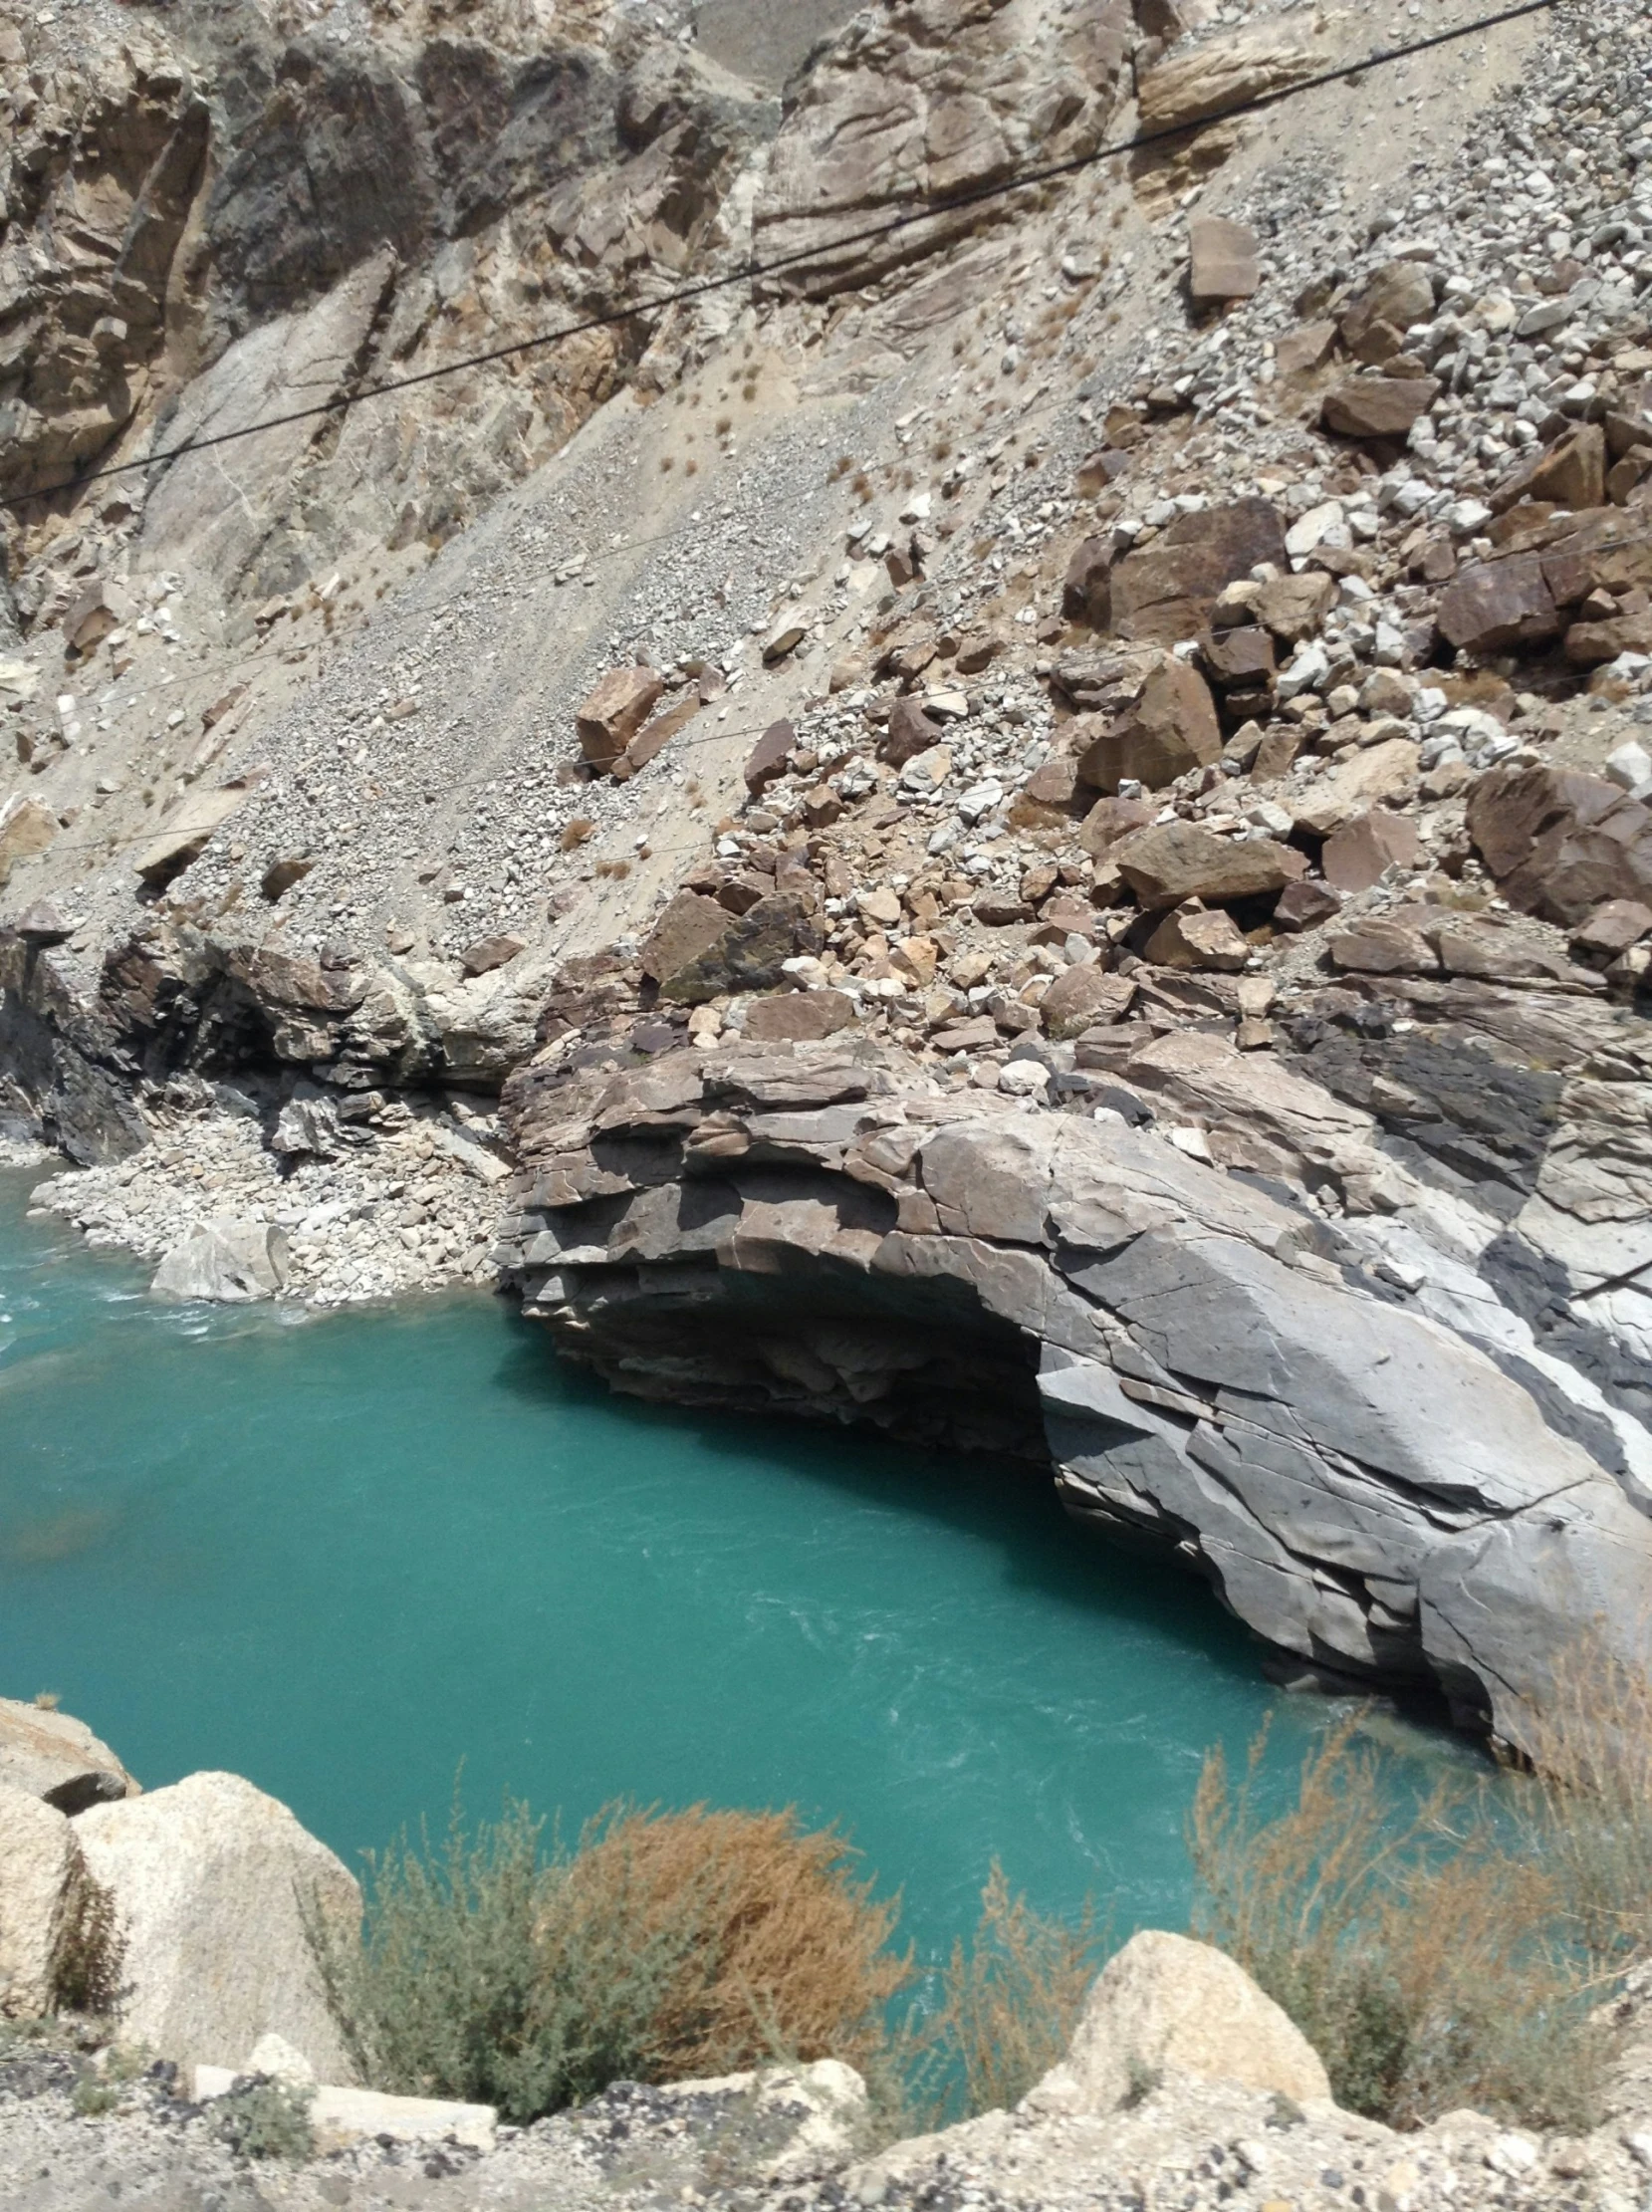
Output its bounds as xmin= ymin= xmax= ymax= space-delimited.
xmin=54 ymin=1874 xmax=126 ymax=2017
xmin=559 ymin=816 xmax=595 ymax=851
xmin=214 ymin=2077 xmax=316 ymax=2161
xmin=314 ymin=1798 xmax=909 ymax=2124
xmin=905 ymin=1863 xmax=1098 ymax=2124
xmin=1189 ymin=1714 xmax=1609 ymax=2132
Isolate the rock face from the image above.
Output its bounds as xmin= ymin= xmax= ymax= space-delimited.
xmin=0 ymin=1697 xmax=137 ymax=1814
xmin=73 ymin=1772 xmax=360 ymax=2081
xmin=498 ymin=1041 xmax=1652 ymax=1749
xmin=1029 ymin=1931 xmax=1331 ymax=2115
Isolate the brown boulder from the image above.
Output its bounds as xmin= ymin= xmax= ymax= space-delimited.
xmin=1436 ymin=554 xmax=1560 ymax=655
xmin=1076 ymin=659 xmax=1222 ymax=793
xmin=1251 ymin=572 xmax=1336 ymax=643
xmin=1321 ymin=376 xmax=1439 ymax=440
xmin=1020 ymin=756 xmax=1087 ymax=815
xmin=745 ymin=719 xmax=797 ymax=796
xmin=1572 ymin=898 xmax=1652 ymax=960
xmin=1339 ymin=260 xmax=1435 ymax=364
xmin=1114 ymin=823 xmax=1304 ymax=909
xmin=1251 ymin=725 xmax=1304 ymax=783
xmin=742 ymin=990 xmax=855 ymax=1043
xmin=576 ymin=666 xmax=664 ymax=770
xmin=460 ymin=933 xmax=526 ymax=977
xmin=1062 ymin=536 xmax=1113 ymax=628
xmin=1143 ymin=901 xmax=1250 ymax=972
xmin=1274 ymin=320 xmax=1337 ymax=379
xmin=657 ymin=891 xmax=824 ymax=1006
xmin=1564 ymin=613 xmax=1652 ymax=666
xmin=1491 ymin=423 xmax=1607 ymax=516
xmin=1109 ymin=497 xmax=1288 ymax=644
xmin=639 ymin=890 xmax=730 ymax=986
xmin=1292 ymin=739 xmax=1419 ymax=838
xmin=1273 ymin=878 xmax=1341 ymax=931
xmin=1327 ymin=909 xmax=1441 ymax=975
xmin=1188 ymin=216 xmax=1259 ymax=305
xmin=1204 ymin=625 xmax=1276 ymax=688
xmin=1040 ymin=963 xmax=1135 ymax=1040
xmin=0 ymin=797 xmax=62 ymax=888
xmin=1321 ymin=810 xmax=1420 ymax=894
xmin=1466 ymin=763 xmax=1652 ymax=929
xmin=1078 ymin=795 xmax=1157 ymax=858
xmin=880 ymin=696 xmax=945 ymax=767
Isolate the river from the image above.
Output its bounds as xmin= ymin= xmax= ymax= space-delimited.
xmin=1 ymin=1163 xmax=1366 ymax=1962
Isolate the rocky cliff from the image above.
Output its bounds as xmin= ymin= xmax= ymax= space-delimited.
xmin=5 ymin=0 xmax=1652 ymax=1730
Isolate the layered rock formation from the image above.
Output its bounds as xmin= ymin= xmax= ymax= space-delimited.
xmin=492 ymin=1034 xmax=1652 ymax=1747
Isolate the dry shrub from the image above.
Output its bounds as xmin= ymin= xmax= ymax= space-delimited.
xmin=911 ymin=1864 xmax=1097 ymax=2123
xmin=570 ymin=1804 xmax=910 ymax=2080
xmin=1520 ymin=1629 xmax=1652 ymax=1974
xmin=560 ymin=816 xmax=594 ymax=852
xmin=1189 ymin=1715 xmax=1604 ymax=2131
xmin=54 ymin=1874 xmax=126 ymax=2018
xmin=314 ymin=1798 xmax=908 ymax=2125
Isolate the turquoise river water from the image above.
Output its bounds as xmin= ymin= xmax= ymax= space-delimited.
xmin=0 ymin=1165 xmax=1427 ymax=1962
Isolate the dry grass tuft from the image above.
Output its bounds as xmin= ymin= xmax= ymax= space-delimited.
xmin=559 ymin=817 xmax=595 ymax=852
xmin=910 ymin=1864 xmax=1097 ymax=2123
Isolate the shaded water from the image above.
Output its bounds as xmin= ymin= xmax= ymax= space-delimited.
xmin=0 ymin=1166 xmax=1406 ymax=1958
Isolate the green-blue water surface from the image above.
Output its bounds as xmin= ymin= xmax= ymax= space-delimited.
xmin=0 ymin=1165 xmax=1342 ymax=1957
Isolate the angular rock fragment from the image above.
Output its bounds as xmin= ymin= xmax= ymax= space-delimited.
xmin=1339 ymin=259 xmax=1436 ymax=364
xmin=1144 ymin=901 xmax=1250 ymax=971
xmin=1321 ymin=376 xmax=1439 ymax=440
xmin=133 ymin=786 xmax=247 ymax=890
xmin=1292 ymin=739 xmax=1419 ymax=838
xmin=745 ymin=719 xmax=797 ymax=796
xmin=0 ymin=796 xmax=60 ymax=887
xmin=1467 ymin=764 xmax=1652 ymax=927
xmin=1321 ymin=810 xmax=1420 ymax=894
xmin=1491 ymin=423 xmax=1607 ymax=515
xmin=1187 ymin=215 xmax=1259 ymax=305
xmin=1029 ymin=1930 xmax=1330 ymax=2115
xmin=1436 ymin=553 xmax=1560 ymax=655
xmin=1273 ymin=878 xmax=1341 ymax=931
xmin=1114 ymin=823 xmax=1304 ymax=909
xmin=1040 ymin=963 xmax=1135 ymax=1040
xmin=74 ymin=1771 xmax=359 ymax=2079
xmin=1108 ymin=498 xmax=1289 ymax=644
xmin=1076 ymin=659 xmax=1222 ymax=793
xmin=1327 ymin=909 xmax=1441 ymax=975
xmin=151 ymin=1219 xmax=291 ymax=1303
xmin=576 ymin=666 xmax=664 ymax=770
xmin=743 ymin=991 xmax=855 ymax=1043
xmin=1136 ymin=24 xmax=1314 ymax=132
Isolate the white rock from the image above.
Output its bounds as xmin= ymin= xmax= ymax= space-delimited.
xmin=74 ymin=1771 xmax=361 ymax=2080
xmin=1275 ymin=642 xmax=1329 ymax=702
xmin=998 ymin=1060 xmax=1051 ymax=1100
xmin=151 ymin=1218 xmax=290 ymax=1303
xmin=311 ymin=2085 xmax=497 ymax=2154
xmin=1027 ymin=1930 xmax=1331 ymax=2115
xmin=1606 ymin=738 xmax=1652 ymax=799
xmin=1284 ymin=502 xmax=1347 ymax=558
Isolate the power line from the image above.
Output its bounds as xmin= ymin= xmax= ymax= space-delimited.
xmin=0 ymin=0 xmax=1557 ymax=515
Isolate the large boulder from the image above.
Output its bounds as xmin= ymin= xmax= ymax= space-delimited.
xmin=1028 ymin=1931 xmax=1330 ymax=2115
xmin=1113 ymin=823 xmax=1305 ymax=908
xmin=1108 ymin=499 xmax=1289 ymax=644
xmin=576 ymin=666 xmax=665 ymax=770
xmin=1076 ymin=659 xmax=1222 ymax=794
xmin=150 ymin=1219 xmax=290 ymax=1303
xmin=0 ymin=1788 xmax=87 ymax=2017
xmin=1339 ymin=259 xmax=1436 ymax=364
xmin=1467 ymin=764 xmax=1652 ymax=928
xmin=0 ymin=1697 xmax=136 ymax=1813
xmin=74 ymin=1772 xmax=360 ymax=2080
